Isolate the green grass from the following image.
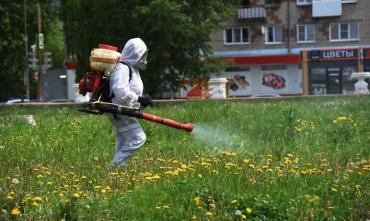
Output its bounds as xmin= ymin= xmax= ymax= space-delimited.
xmin=0 ymin=96 xmax=369 ymax=220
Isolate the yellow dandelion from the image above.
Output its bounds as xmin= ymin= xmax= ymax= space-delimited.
xmin=231 ymin=199 xmax=238 ymax=204
xmin=72 ymin=192 xmax=81 ymax=198
xmin=11 ymin=207 xmax=21 ymax=215
xmin=198 ymin=174 xmax=203 ymax=178
xmin=242 ymin=214 xmax=247 ymax=219
xmin=194 ymin=196 xmax=201 ymax=206
xmin=331 ymin=188 xmax=338 ymax=192
xmin=246 ymin=207 xmax=252 ymax=214
xmin=206 ymin=211 xmax=213 ymax=216
xmin=336 ymin=116 xmax=347 ymax=121
xmin=32 ymin=201 xmax=40 ymax=207
xmin=210 ymin=203 xmax=216 ymax=209
xmin=355 ymin=184 xmax=362 ymax=191
xmin=192 ymin=215 xmax=197 ymax=220
xmin=32 ymin=196 xmax=42 ymax=202
xmin=6 ymin=195 xmax=15 ymax=200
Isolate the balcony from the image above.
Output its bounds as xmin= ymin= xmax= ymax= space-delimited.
xmin=238 ymin=7 xmax=266 ymax=21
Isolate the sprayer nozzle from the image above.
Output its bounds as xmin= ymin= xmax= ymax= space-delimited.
xmin=184 ymin=123 xmax=193 ymax=133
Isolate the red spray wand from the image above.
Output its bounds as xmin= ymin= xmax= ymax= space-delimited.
xmin=81 ymin=101 xmax=193 ymax=133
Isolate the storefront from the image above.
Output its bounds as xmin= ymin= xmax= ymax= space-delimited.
xmin=302 ymin=48 xmax=360 ymax=95
xmin=219 ymin=54 xmax=303 ymax=97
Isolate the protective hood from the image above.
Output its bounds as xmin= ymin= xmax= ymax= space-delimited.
xmin=119 ymin=38 xmax=147 ymax=66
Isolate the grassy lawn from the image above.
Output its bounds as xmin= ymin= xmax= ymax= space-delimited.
xmin=0 ymin=96 xmax=369 ymax=220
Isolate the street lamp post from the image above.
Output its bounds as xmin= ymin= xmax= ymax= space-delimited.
xmin=23 ymin=0 xmax=30 ymax=101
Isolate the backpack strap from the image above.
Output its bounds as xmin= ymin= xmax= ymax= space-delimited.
xmin=108 ymin=61 xmax=133 ymax=104
xmin=118 ymin=61 xmax=133 ymax=82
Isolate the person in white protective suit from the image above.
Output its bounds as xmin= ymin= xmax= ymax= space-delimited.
xmin=108 ymin=38 xmax=152 ymax=167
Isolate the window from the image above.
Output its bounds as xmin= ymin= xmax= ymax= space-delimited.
xmin=330 ymin=22 xmax=359 ymax=41
xmin=310 ymin=68 xmax=326 ymax=95
xmin=297 ymin=24 xmax=315 ymax=43
xmin=224 ymin=27 xmax=250 ymax=44
xmin=265 ymin=26 xmax=282 ymax=44
xmin=297 ymin=0 xmax=312 ymax=5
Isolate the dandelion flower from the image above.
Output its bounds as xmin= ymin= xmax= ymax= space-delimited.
xmin=235 ymin=210 xmax=242 ymax=216
xmin=12 ymin=178 xmax=19 ymax=184
xmin=242 ymin=214 xmax=247 ymax=219
xmin=194 ymin=196 xmax=201 ymax=206
xmin=6 ymin=195 xmax=15 ymax=200
xmin=209 ymin=203 xmax=216 ymax=209
xmin=206 ymin=211 xmax=213 ymax=216
xmin=246 ymin=207 xmax=252 ymax=214
xmin=192 ymin=215 xmax=197 ymax=220
xmin=231 ymin=199 xmax=238 ymax=204
xmin=73 ymin=192 xmax=81 ymax=198
xmin=32 ymin=196 xmax=42 ymax=202
xmin=32 ymin=201 xmax=40 ymax=207
xmin=11 ymin=207 xmax=21 ymax=216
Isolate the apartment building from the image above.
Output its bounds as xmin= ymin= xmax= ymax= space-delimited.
xmin=210 ymin=0 xmax=370 ymax=96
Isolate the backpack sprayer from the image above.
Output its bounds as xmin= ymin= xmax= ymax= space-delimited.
xmin=80 ymin=101 xmax=193 ymax=133
xmin=79 ymin=44 xmax=193 ymax=133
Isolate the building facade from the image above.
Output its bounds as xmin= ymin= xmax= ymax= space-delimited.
xmin=210 ymin=0 xmax=370 ymax=96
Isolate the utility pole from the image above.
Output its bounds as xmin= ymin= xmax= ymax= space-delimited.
xmin=37 ymin=3 xmax=44 ymax=101
xmin=23 ymin=0 xmax=30 ymax=101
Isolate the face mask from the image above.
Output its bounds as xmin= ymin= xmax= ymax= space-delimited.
xmin=136 ymin=61 xmax=147 ymax=70
xmin=136 ymin=50 xmax=148 ymax=70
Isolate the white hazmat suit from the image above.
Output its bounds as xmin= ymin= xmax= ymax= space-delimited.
xmin=108 ymin=38 xmax=150 ymax=167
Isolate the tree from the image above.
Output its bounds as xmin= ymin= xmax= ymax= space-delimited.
xmin=61 ymin=0 xmax=237 ymax=97
xmin=0 ymin=1 xmax=63 ymax=101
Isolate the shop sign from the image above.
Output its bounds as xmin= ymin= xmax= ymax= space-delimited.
xmin=310 ymin=49 xmax=357 ymax=60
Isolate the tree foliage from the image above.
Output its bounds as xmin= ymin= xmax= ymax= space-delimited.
xmin=0 ymin=1 xmax=64 ymax=101
xmin=61 ymin=0 xmax=237 ymax=97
